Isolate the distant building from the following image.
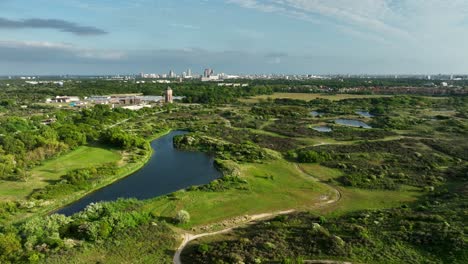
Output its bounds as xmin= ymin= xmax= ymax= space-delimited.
xmin=122 ymin=105 xmax=152 ymax=111
xmin=155 ymin=80 xmax=171 ymax=84
xmin=86 ymin=96 xmax=111 ymax=104
xmin=137 ymin=95 xmax=164 ymax=103
xmin=204 ymin=68 xmax=214 ymax=78
xmin=165 ymin=87 xmax=173 ymax=103
xmin=47 ymin=96 xmax=80 ymax=103
xmin=201 ymin=75 xmax=220 ymax=82
xmin=114 ymin=96 xmax=141 ymax=105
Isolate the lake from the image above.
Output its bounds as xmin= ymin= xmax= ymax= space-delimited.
xmin=57 ymin=130 xmax=221 ymax=216
xmin=335 ymin=119 xmax=372 ymax=129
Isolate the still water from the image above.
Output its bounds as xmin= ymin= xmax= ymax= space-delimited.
xmin=335 ymin=119 xmax=372 ymax=129
xmin=356 ymin=111 xmax=374 ymax=118
xmin=312 ymin=126 xmax=332 ymax=132
xmin=57 ymin=131 xmax=221 ymax=215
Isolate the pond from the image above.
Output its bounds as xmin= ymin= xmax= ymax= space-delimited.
xmin=312 ymin=126 xmax=332 ymax=132
xmin=356 ymin=111 xmax=374 ymax=118
xmin=310 ymin=111 xmax=323 ymax=117
xmin=57 ymin=130 xmax=221 ymax=216
xmin=335 ymin=119 xmax=372 ymax=129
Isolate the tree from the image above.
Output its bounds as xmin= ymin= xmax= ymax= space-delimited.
xmin=56 ymin=125 xmax=87 ymax=148
xmin=0 ymin=233 xmax=21 ymax=262
xmin=175 ymin=210 xmax=190 ymax=224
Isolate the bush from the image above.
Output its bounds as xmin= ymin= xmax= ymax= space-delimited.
xmin=0 ymin=233 xmax=21 ymax=262
xmin=175 ymin=210 xmax=190 ymax=224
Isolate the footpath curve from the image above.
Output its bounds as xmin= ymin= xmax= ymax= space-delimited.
xmin=173 ymin=161 xmax=343 ymax=264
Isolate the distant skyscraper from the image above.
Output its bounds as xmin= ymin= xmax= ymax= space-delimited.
xmin=165 ymin=87 xmax=173 ymax=103
xmin=169 ymin=70 xmax=175 ymax=78
xmin=187 ymin=68 xmax=192 ymax=76
xmin=204 ymin=68 xmax=213 ymax=78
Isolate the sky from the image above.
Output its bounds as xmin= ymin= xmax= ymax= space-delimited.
xmin=0 ymin=0 xmax=467 ymax=75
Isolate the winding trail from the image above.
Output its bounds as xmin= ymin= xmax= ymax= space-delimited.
xmin=173 ymin=161 xmax=343 ymax=264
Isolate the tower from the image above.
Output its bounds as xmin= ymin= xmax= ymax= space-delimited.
xmin=204 ymin=68 xmax=213 ymax=78
xmin=165 ymin=87 xmax=173 ymax=104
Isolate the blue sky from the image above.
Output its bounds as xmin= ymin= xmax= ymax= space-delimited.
xmin=0 ymin=0 xmax=467 ymax=75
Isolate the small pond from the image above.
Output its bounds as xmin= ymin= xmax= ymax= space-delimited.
xmin=356 ymin=111 xmax=374 ymax=118
xmin=335 ymin=119 xmax=372 ymax=129
xmin=312 ymin=126 xmax=332 ymax=132
xmin=310 ymin=111 xmax=323 ymax=117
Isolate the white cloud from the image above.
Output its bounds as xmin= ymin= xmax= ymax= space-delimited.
xmin=0 ymin=40 xmax=73 ymax=49
xmin=170 ymin=23 xmax=200 ymax=30
xmin=227 ymin=0 xmax=468 ymax=51
xmin=0 ymin=39 xmax=126 ymax=60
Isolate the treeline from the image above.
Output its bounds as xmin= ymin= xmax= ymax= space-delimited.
xmin=0 ymin=80 xmax=274 ymax=104
xmin=173 ymin=133 xmax=273 ymax=163
xmin=0 ymin=105 xmax=148 ymax=181
xmin=250 ymin=77 xmax=468 ymax=88
xmin=265 ymin=95 xmax=444 ymax=115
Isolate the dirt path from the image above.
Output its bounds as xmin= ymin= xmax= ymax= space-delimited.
xmin=173 ymin=209 xmax=296 ymax=264
xmin=173 ymin=163 xmax=342 ymax=264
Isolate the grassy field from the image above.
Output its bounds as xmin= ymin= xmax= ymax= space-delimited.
xmin=142 ymin=160 xmax=333 ymax=228
xmin=0 ymin=146 xmax=121 ymax=200
xmin=240 ymin=93 xmax=393 ymax=103
xmin=298 ymin=164 xmax=422 ymax=216
xmin=298 ymin=163 xmax=344 ymax=181
xmin=321 ymin=185 xmax=422 ymax=216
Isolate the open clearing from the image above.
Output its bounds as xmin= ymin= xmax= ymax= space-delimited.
xmin=0 ymin=146 xmax=121 ymax=200
xmin=298 ymin=164 xmax=422 ymax=216
xmin=142 ymin=160 xmax=333 ymax=227
xmin=240 ymin=93 xmax=393 ymax=103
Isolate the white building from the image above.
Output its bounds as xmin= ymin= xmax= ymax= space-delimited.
xmin=201 ymin=75 xmax=220 ymax=82
xmin=48 ymin=96 xmax=80 ymax=103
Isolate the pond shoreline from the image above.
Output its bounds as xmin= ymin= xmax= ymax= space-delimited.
xmin=56 ymin=130 xmax=221 ymax=215
xmin=49 ymin=129 xmax=172 ymax=216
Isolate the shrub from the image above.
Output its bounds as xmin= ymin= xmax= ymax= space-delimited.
xmin=0 ymin=233 xmax=21 ymax=261
xmin=175 ymin=210 xmax=190 ymax=224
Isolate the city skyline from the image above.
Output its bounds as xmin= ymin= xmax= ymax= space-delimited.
xmin=1 ymin=0 xmax=468 ymax=75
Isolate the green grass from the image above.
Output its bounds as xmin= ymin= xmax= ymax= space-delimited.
xmin=142 ymin=160 xmax=333 ymax=228
xmin=320 ymin=185 xmax=422 ymax=217
xmin=298 ymin=163 xmax=343 ymax=181
xmin=0 ymin=146 xmax=121 ymax=200
xmin=298 ymin=164 xmax=422 ymax=216
xmin=240 ymin=93 xmax=393 ymax=103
